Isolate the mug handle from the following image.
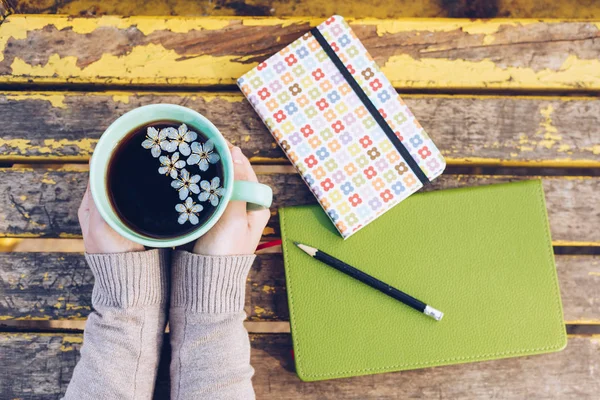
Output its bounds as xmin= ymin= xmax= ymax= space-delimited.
xmin=231 ymin=180 xmax=273 ymax=209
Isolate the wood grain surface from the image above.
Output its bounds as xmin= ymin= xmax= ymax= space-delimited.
xmin=0 ymin=168 xmax=597 ymax=245
xmin=1 ymin=333 xmax=598 ymax=399
xmin=1 ymin=252 xmax=597 ymax=324
xmin=1 ymin=92 xmax=599 ymax=167
xmin=9 ymin=0 xmax=600 ymax=19
xmin=1 ymin=16 xmax=599 ymax=90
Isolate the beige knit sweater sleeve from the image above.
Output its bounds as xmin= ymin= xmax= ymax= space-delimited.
xmin=169 ymin=250 xmax=256 ymax=400
xmin=63 ymin=249 xmax=256 ymax=400
xmin=63 ymin=249 xmax=169 ymax=400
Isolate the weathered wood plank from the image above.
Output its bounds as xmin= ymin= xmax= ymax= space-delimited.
xmin=1 ymin=333 xmax=598 ymax=399
xmin=10 ymin=0 xmax=600 ymax=19
xmin=0 ymin=252 xmax=288 ymax=322
xmin=1 ymin=92 xmax=599 ymax=167
xmin=0 ymin=168 xmax=598 ymax=245
xmin=0 ymin=0 xmax=12 ymax=22
xmin=1 ymin=16 xmax=599 ymax=90
xmin=1 ymin=253 xmax=597 ymax=323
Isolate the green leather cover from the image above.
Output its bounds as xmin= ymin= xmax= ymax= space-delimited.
xmin=280 ymin=180 xmax=566 ymax=382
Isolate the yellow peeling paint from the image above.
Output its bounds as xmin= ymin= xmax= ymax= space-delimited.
xmin=262 ymin=285 xmax=276 ymax=294
xmin=0 ymin=138 xmax=32 ymax=153
xmin=0 ymin=138 xmax=96 ymax=158
xmin=242 ymin=17 xmax=318 ymax=29
xmin=8 ymin=44 xmax=256 ymax=86
xmin=41 ymin=138 xmax=97 ymax=155
xmin=380 ymin=54 xmax=600 ymax=90
xmin=244 ymin=135 xmax=251 ymax=142
xmin=60 ymin=335 xmax=83 ymax=351
xmin=589 ymin=271 xmax=600 ymax=276
xmin=66 ymin=304 xmax=91 ymax=311
xmin=40 ymin=177 xmax=56 ymax=184
xmin=364 ymin=18 xmax=539 ymax=37
xmin=262 ymin=227 xmax=275 ymax=235
xmin=111 ymin=94 xmax=130 ymax=104
xmin=5 ymin=93 xmax=66 ymax=108
xmin=536 ymin=104 xmax=562 ymax=149
xmin=19 ymin=195 xmax=26 ymax=201
xmin=253 ymin=306 xmax=273 ymax=316
xmin=58 ymin=233 xmax=81 ymax=238
xmin=54 ymin=302 xmax=63 ymax=309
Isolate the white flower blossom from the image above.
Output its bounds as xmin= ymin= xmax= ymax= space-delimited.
xmin=158 ymin=152 xmax=186 ymax=179
xmin=170 ymin=168 xmax=201 ymax=200
xmin=187 ymin=139 xmax=220 ymax=171
xmin=199 ymin=177 xmax=225 ymax=207
xmin=175 ymin=197 xmax=203 ymax=225
xmin=141 ymin=127 xmax=170 ymax=157
xmin=167 ymin=124 xmax=197 ymax=156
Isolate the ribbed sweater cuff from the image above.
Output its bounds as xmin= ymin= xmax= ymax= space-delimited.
xmin=85 ymin=249 xmax=169 ymax=308
xmin=171 ymin=250 xmax=255 ymax=313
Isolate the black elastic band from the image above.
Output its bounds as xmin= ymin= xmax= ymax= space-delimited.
xmin=310 ymin=27 xmax=429 ymax=185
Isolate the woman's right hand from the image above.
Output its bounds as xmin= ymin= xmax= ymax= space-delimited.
xmin=192 ymin=146 xmax=270 ymax=256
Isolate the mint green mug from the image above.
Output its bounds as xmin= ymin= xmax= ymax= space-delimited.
xmin=90 ymin=104 xmax=273 ymax=248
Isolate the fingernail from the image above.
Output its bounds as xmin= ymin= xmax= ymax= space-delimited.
xmin=232 ymin=147 xmax=244 ymax=164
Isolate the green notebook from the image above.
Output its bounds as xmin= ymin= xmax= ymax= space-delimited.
xmin=280 ymin=180 xmax=566 ymax=382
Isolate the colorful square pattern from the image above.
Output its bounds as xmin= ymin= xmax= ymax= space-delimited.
xmin=238 ymin=15 xmax=445 ymax=238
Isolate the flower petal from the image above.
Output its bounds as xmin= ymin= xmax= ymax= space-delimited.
xmin=180 ymin=169 xmax=190 ymax=180
xmin=179 ymin=142 xmax=191 ymax=156
xmin=163 ymin=141 xmax=177 ymax=152
xmin=185 ymin=197 xmax=194 ymax=207
xmin=198 ymin=159 xmax=209 ymax=171
xmin=210 ymin=194 xmax=219 ymax=207
xmin=147 ymin=127 xmax=158 ymax=139
xmin=158 ymin=166 xmax=169 ymax=175
xmin=214 ymin=187 xmax=225 ymax=196
xmin=141 ymin=139 xmax=154 ymax=149
xmin=186 ymin=154 xmax=200 ymax=165
xmin=175 ymin=204 xmax=186 ymax=213
xmin=191 ymin=141 xmax=202 ymax=153
xmin=174 ymin=160 xmax=186 ymax=169
xmin=165 ymin=127 xmax=179 ymax=139
xmin=198 ymin=192 xmax=210 ymax=202
xmin=172 ymin=152 xmax=180 ymax=162
xmin=158 ymin=128 xmax=168 ymax=140
xmin=191 ymin=204 xmax=203 ymax=213
xmin=200 ymin=180 xmax=211 ymax=191
xmin=151 ymin=145 xmax=161 ymax=158
xmin=171 ymin=180 xmax=184 ymax=189
xmin=189 ymin=174 xmax=201 ymax=184
xmin=170 ymin=169 xmax=179 ymax=179
xmin=179 ymin=187 xmax=189 ymax=200
xmin=178 ymin=213 xmax=189 ymax=224
xmin=204 ymin=139 xmax=215 ymax=152
xmin=211 ymin=177 xmax=221 ymax=189
xmin=178 ymin=124 xmax=188 ymax=136
xmin=208 ymin=152 xmax=220 ymax=164
xmin=189 ymin=183 xmax=200 ymax=194
xmin=189 ymin=213 xmax=199 ymax=225
xmin=184 ymin=130 xmax=197 ymax=142
xmin=160 ymin=140 xmax=173 ymax=151
xmin=159 ymin=155 xmax=169 ymax=165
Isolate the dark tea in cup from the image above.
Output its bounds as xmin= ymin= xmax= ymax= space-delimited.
xmin=107 ymin=121 xmax=224 ymax=239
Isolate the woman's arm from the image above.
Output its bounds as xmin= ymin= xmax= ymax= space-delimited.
xmin=63 ymin=185 xmax=169 ymax=400
xmin=169 ymin=146 xmax=270 ymax=400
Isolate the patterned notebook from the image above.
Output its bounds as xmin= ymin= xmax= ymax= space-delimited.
xmin=238 ymin=15 xmax=445 ymax=238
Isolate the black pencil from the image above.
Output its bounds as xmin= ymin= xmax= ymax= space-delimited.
xmin=293 ymin=242 xmax=444 ymax=321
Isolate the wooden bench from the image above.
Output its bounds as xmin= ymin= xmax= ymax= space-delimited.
xmin=0 ymin=12 xmax=599 ymax=399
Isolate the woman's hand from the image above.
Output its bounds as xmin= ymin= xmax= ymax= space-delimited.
xmin=78 ymin=182 xmax=145 ymax=254
xmin=193 ymin=146 xmax=270 ymax=256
